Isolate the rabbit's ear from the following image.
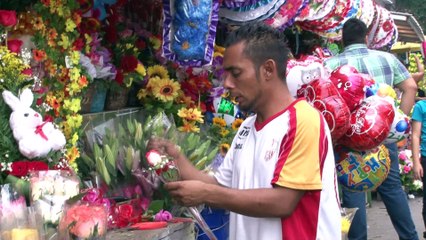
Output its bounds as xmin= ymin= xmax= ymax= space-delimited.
xmin=19 ymin=88 xmax=34 ymax=107
xmin=2 ymin=90 xmax=21 ymax=111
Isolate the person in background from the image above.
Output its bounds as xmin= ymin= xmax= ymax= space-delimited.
xmin=412 ymin=98 xmax=426 ymax=239
xmin=149 ymin=22 xmax=342 ymax=240
xmin=325 ymin=18 xmax=418 ymax=240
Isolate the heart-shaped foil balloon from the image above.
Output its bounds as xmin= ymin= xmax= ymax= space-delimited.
xmin=338 ymin=95 xmax=395 ymax=151
xmin=297 ymin=79 xmax=351 ymax=141
xmin=329 ymin=65 xmax=367 ymax=111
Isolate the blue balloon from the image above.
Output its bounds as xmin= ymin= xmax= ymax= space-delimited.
xmin=395 ymin=120 xmax=408 ymax=132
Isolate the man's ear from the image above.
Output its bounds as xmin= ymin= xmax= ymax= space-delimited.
xmin=262 ymin=59 xmax=275 ymax=80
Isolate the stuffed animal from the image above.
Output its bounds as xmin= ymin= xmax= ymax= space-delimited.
xmin=2 ymin=88 xmax=66 ymax=159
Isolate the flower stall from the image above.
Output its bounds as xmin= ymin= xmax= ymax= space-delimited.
xmin=0 ymin=0 xmax=423 ymax=239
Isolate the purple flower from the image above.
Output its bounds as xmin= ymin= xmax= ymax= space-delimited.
xmin=154 ymin=210 xmax=173 ymax=222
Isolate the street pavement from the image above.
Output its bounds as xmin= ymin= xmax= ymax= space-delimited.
xmin=367 ymin=193 xmax=424 ymax=239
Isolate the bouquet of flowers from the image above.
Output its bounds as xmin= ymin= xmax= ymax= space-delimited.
xmin=29 ymin=170 xmax=80 ymax=226
xmin=145 ymin=149 xmax=217 ymax=240
xmin=58 ymin=191 xmax=108 ymax=240
xmin=0 ymin=184 xmax=43 ymax=240
xmin=398 ymin=149 xmax=423 ymax=195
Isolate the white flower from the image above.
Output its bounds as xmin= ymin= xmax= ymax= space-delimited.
xmin=146 ymin=150 xmax=164 ymax=168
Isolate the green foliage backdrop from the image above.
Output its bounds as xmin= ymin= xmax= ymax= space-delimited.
xmin=396 ymin=0 xmax=426 ymax=32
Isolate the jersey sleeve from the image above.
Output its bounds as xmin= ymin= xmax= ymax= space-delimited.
xmin=271 ymin=102 xmax=328 ymax=190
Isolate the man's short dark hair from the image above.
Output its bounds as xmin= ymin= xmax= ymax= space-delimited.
xmin=224 ymin=22 xmax=289 ymax=81
xmin=342 ymin=18 xmax=368 ymax=47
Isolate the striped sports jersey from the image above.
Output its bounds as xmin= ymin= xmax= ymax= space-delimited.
xmin=215 ymin=99 xmax=341 ymax=240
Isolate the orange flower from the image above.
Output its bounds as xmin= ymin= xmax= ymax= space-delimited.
xmin=32 ymin=49 xmax=47 ymax=61
xmin=79 ymin=75 xmax=88 ymax=87
xmin=33 ymin=16 xmax=44 ymax=30
xmin=72 ymin=12 xmax=82 ymax=26
xmin=48 ymin=28 xmax=58 ymax=39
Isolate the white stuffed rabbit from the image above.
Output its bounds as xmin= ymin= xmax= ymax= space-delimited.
xmin=2 ymin=88 xmax=66 ymax=159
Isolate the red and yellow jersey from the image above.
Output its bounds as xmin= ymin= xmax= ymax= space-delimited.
xmin=215 ymin=99 xmax=341 ymax=240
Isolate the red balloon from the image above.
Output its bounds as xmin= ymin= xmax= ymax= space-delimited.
xmin=297 ymin=79 xmax=351 ymax=141
xmin=329 ymin=65 xmax=366 ymax=111
xmin=338 ymin=96 xmax=395 ymax=151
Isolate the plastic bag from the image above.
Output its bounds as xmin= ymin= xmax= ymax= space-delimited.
xmin=162 ymin=0 xmax=220 ymax=66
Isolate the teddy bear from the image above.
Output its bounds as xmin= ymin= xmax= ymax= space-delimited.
xmin=2 ymin=88 xmax=66 ymax=159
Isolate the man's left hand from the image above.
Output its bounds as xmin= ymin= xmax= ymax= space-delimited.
xmin=164 ymin=180 xmax=208 ymax=207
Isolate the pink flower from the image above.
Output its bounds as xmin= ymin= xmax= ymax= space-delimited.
xmin=0 ymin=10 xmax=17 ymax=27
xmin=60 ymin=204 xmax=108 ymax=238
xmin=7 ymin=39 xmax=23 ymax=53
xmin=403 ymin=165 xmax=411 ymax=174
xmin=154 ymin=210 xmax=173 ymax=222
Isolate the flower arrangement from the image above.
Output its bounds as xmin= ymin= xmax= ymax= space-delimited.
xmin=30 ymin=170 xmax=80 ymax=225
xmin=32 ymin=0 xmax=94 ymax=171
xmin=59 ymin=200 xmax=108 ymax=240
xmin=398 ymin=149 xmax=423 ymax=194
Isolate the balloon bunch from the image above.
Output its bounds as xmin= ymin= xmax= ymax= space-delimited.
xmin=287 ymin=58 xmax=411 ymax=192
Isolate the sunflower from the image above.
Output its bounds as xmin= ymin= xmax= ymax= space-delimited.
xmin=177 ymin=107 xmax=204 ymax=123
xmin=212 ymin=117 xmax=227 ymax=127
xmin=178 ymin=120 xmax=200 ymax=133
xmin=152 ymin=78 xmax=180 ymax=102
xmin=220 ymin=128 xmax=230 ymax=137
xmin=232 ymin=118 xmax=244 ymax=130
xmin=147 ymin=65 xmax=169 ymax=79
xmin=219 ymin=143 xmax=230 ymax=156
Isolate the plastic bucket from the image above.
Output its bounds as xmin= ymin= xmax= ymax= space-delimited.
xmin=197 ymin=207 xmax=229 ymax=240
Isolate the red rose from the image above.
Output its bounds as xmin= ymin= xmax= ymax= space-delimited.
xmin=0 ymin=10 xmax=17 ymax=27
xmin=115 ymin=69 xmax=124 ymax=85
xmin=135 ymin=39 xmax=146 ymax=50
xmin=27 ymin=161 xmax=49 ymax=172
xmin=44 ymin=114 xmax=54 ymax=122
xmin=120 ymin=55 xmax=138 ymax=73
xmin=10 ymin=161 xmax=29 ymax=177
xmin=7 ymin=39 xmax=23 ymax=53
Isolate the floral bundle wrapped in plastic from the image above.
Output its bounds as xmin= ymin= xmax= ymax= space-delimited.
xmin=0 ymin=184 xmax=43 ymax=240
xmin=341 ymin=207 xmax=358 ymax=240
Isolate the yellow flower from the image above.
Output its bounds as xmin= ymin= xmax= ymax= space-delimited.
xmin=66 ymin=146 xmax=80 ymax=164
xmin=178 ymin=107 xmax=204 ymax=123
xmin=67 ymin=82 xmax=82 ymax=96
xmin=213 ymin=117 xmax=227 ymax=127
xmin=69 ymin=67 xmax=81 ymax=81
xmin=70 ymin=51 xmax=80 ymax=65
xmin=136 ymin=63 xmax=146 ymax=76
xmin=137 ymin=88 xmax=149 ymax=100
xmin=125 ymin=43 xmax=133 ymax=49
xmin=214 ymin=45 xmax=225 ymax=54
xmin=149 ymin=36 xmax=161 ymax=50
xmin=63 ymin=98 xmax=81 ymax=113
xmin=152 ymin=78 xmax=180 ymax=102
xmin=220 ymin=128 xmax=230 ymax=137
xmin=71 ymin=132 xmax=79 ymax=145
xmin=232 ymin=118 xmax=244 ymax=130
xmin=147 ymin=65 xmax=169 ymax=79
xmin=178 ymin=120 xmax=200 ymax=133
xmin=66 ymin=114 xmax=83 ymax=129
xmin=58 ymin=34 xmax=71 ymax=49
xmin=65 ymin=18 xmax=77 ymax=32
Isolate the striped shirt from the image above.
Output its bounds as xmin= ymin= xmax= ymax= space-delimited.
xmin=215 ymin=99 xmax=341 ymax=240
xmin=324 ymin=44 xmax=410 ymax=86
